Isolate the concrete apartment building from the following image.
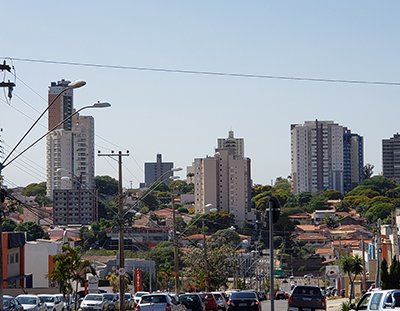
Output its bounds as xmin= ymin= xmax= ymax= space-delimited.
xmin=217 ymin=130 xmax=244 ymax=157
xmin=291 ymin=120 xmax=363 ymax=194
xmin=47 ymin=79 xmax=97 ymax=225
xmin=144 ymin=154 xmax=174 ymax=187
xmin=193 ymin=131 xmax=254 ymax=225
xmin=383 ymin=133 xmax=400 ymax=183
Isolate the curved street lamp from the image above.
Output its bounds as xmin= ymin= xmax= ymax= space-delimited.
xmin=1 ymin=80 xmax=86 ymax=168
xmin=3 ymin=101 xmax=110 ymax=168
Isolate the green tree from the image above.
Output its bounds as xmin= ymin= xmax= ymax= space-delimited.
xmin=169 ymin=180 xmax=194 ymax=194
xmin=362 ymin=163 xmax=374 ymax=180
xmin=95 ymin=175 xmax=118 ymax=197
xmin=23 ymin=182 xmax=47 ymax=197
xmin=381 ymin=258 xmax=390 ymax=289
xmin=365 ymin=202 xmax=394 ymax=224
xmin=48 ymin=245 xmax=96 ymax=311
xmin=2 ymin=219 xmax=17 ymax=232
xmin=14 ymin=221 xmax=47 ymax=241
xmin=340 ymin=254 xmax=363 ymax=303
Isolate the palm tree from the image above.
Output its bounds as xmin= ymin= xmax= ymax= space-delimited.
xmin=48 ymin=245 xmax=96 ymax=310
xmin=340 ymin=254 xmax=363 ymax=303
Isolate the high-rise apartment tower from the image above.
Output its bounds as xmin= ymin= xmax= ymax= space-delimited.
xmin=383 ymin=133 xmax=400 ymax=183
xmin=291 ymin=120 xmax=363 ymax=194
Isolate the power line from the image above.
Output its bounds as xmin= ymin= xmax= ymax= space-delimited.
xmin=6 ymin=57 xmax=400 ymax=87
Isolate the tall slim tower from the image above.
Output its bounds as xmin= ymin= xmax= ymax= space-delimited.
xmin=383 ymin=133 xmax=400 ymax=183
xmin=291 ymin=120 xmax=363 ymax=194
xmin=46 ymin=80 xmax=96 ymax=224
xmin=193 ymin=133 xmax=254 ymax=225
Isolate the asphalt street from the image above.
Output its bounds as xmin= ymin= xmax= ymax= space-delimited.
xmin=260 ymin=298 xmax=347 ymax=311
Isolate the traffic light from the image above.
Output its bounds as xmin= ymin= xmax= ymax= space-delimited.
xmin=264 ymin=196 xmax=281 ymax=224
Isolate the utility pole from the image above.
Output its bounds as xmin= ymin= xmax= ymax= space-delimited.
xmin=0 ymin=61 xmax=15 ymax=99
xmin=376 ymin=218 xmax=382 ymax=289
xmin=172 ymin=195 xmax=179 ymax=294
xmin=361 ymin=237 xmax=367 ymax=292
xmin=98 ymin=151 xmax=129 ymax=311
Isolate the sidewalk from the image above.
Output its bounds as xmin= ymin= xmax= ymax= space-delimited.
xmin=328 ymin=297 xmax=348 ymax=311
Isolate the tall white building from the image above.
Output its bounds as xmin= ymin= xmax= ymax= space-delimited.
xmin=193 ymin=146 xmax=254 ymax=225
xmin=217 ymin=130 xmax=244 ymax=157
xmin=46 ymin=80 xmax=97 ymax=225
xmin=291 ymin=120 xmax=363 ymax=194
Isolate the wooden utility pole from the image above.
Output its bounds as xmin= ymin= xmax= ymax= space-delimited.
xmin=98 ymin=151 xmax=129 ymax=311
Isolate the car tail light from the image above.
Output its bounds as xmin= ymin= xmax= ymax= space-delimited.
xmin=135 ymin=305 xmax=141 ymax=311
xmin=288 ymin=296 xmax=293 ymax=305
xmin=322 ymin=297 xmax=326 ymax=307
xmin=166 ymin=303 xmax=172 ymax=311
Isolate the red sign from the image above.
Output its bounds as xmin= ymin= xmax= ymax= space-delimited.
xmin=134 ymin=268 xmax=143 ymax=292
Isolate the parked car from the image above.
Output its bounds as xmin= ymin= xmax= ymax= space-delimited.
xmin=53 ymin=294 xmax=70 ymax=311
xmin=38 ymin=294 xmax=64 ymax=311
xmin=211 ymin=292 xmax=228 ymax=311
xmin=179 ymin=293 xmax=206 ymax=311
xmin=288 ymin=285 xmax=326 ymax=311
xmin=198 ymin=293 xmax=218 ymax=311
xmin=350 ymin=289 xmax=400 ymax=311
xmin=3 ymin=295 xmax=24 ymax=311
xmin=135 ymin=293 xmax=181 ymax=311
xmin=16 ymin=294 xmax=46 ymax=311
xmin=102 ymin=293 xmax=117 ymax=310
xmin=226 ymin=291 xmax=261 ymax=311
xmin=79 ymin=293 xmax=110 ymax=311
xmin=133 ymin=291 xmax=150 ymax=305
xmin=275 ymin=290 xmax=288 ymax=300
xmin=124 ymin=293 xmax=135 ymax=310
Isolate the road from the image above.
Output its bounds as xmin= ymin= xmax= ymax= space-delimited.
xmin=260 ymin=298 xmax=347 ymax=311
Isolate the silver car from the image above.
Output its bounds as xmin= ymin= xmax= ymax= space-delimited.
xmin=16 ymin=295 xmax=46 ymax=311
xmin=137 ymin=293 xmax=183 ymax=311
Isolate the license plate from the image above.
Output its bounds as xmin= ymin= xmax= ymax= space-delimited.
xmin=239 ymin=303 xmax=247 ymax=306
xmin=187 ymin=309 xmax=192 ymax=311
xmin=303 ymin=308 xmax=311 ymax=311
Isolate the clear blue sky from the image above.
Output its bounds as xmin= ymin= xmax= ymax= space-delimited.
xmin=1 ymin=1 xmax=400 ymax=189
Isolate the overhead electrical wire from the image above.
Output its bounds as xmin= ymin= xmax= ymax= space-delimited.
xmin=6 ymin=56 xmax=400 ymax=87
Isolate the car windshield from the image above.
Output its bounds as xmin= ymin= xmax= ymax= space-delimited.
xmin=141 ymin=295 xmax=167 ymax=304
xmin=39 ymin=296 xmax=55 ymax=303
xmin=3 ymin=297 xmax=10 ymax=307
xmin=293 ymin=287 xmax=322 ymax=296
xmin=180 ymin=295 xmax=200 ymax=303
xmin=85 ymin=295 xmax=103 ymax=301
xmin=135 ymin=292 xmax=148 ymax=297
xmin=17 ymin=296 xmax=38 ymax=304
xmin=231 ymin=292 xmax=257 ymax=299
xmin=103 ymin=294 xmax=115 ymax=300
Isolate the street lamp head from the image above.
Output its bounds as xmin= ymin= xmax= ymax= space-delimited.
xmin=205 ymin=204 xmax=213 ymax=208
xmin=68 ymin=80 xmax=86 ymax=89
xmin=171 ymin=167 xmax=183 ymax=172
xmin=91 ymin=101 xmax=111 ymax=108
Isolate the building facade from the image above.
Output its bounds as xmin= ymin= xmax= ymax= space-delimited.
xmin=193 ymin=147 xmax=254 ymax=225
xmin=47 ymin=80 xmax=95 ymax=198
xmin=53 ymin=180 xmax=98 ymax=225
xmin=291 ymin=120 xmax=363 ymax=194
xmin=383 ymin=133 xmax=400 ymax=183
xmin=217 ymin=130 xmax=244 ymax=157
xmin=1 ymin=232 xmax=26 ymax=289
xmin=144 ymin=154 xmax=174 ymax=187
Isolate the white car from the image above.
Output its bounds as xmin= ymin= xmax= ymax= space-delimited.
xmin=133 ymin=291 xmax=150 ymax=305
xmin=79 ymin=293 xmax=109 ymax=311
xmin=38 ymin=294 xmax=64 ymax=311
xmin=16 ymin=294 xmax=46 ymax=311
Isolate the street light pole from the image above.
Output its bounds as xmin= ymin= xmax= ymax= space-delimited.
xmin=0 ymin=95 xmax=108 ymax=310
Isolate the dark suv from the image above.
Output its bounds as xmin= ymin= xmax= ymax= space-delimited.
xmin=288 ymin=285 xmax=326 ymax=311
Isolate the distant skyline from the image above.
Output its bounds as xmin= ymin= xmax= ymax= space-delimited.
xmin=1 ymin=1 xmax=400 ymax=189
